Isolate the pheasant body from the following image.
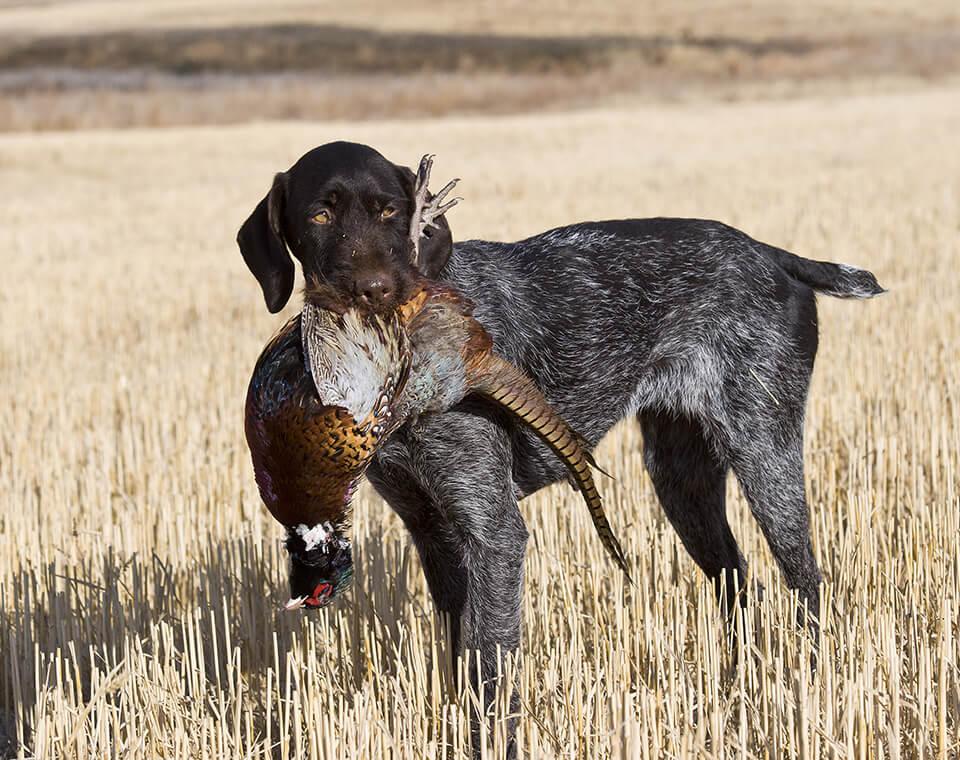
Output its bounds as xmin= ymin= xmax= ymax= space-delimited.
xmin=245 ymin=281 xmax=630 ymax=609
xmin=245 ymin=311 xmax=407 ymax=532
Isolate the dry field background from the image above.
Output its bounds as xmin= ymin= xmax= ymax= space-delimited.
xmin=1 ymin=1 xmax=959 ymax=756
xmin=3 ymin=0 xmax=960 ymax=131
xmin=2 ymin=0 xmax=958 ymax=38
xmin=0 ymin=82 xmax=958 ymax=757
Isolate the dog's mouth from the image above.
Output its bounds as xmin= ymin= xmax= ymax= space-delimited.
xmin=303 ymin=276 xmax=352 ymax=314
xmin=353 ymin=293 xmax=401 ymax=319
xmin=303 ymin=273 xmax=416 ymax=318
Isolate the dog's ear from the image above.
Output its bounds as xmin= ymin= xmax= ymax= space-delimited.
xmin=419 ymin=213 xmax=454 ymax=279
xmin=396 ymin=164 xmax=454 ymax=279
xmin=237 ymin=172 xmax=294 ymax=313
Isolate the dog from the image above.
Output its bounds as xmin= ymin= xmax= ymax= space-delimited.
xmin=237 ymin=140 xmax=883 ymax=752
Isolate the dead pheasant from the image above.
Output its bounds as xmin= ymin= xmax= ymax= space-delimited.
xmin=244 ymin=307 xmax=409 ymax=609
xmin=244 ymin=156 xmax=629 ymax=611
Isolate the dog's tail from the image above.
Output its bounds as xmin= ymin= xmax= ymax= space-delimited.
xmin=761 ymin=244 xmax=885 ymax=299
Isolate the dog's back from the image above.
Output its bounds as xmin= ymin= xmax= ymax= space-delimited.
xmin=440 ymin=218 xmax=882 ymax=493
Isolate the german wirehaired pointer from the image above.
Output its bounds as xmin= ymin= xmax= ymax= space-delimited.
xmin=237 ymin=141 xmax=882 ymax=749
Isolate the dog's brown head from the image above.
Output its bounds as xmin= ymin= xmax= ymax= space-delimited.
xmin=237 ymin=141 xmax=454 ymax=315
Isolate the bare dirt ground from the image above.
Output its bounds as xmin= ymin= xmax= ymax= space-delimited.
xmin=1 ymin=79 xmax=958 ymax=756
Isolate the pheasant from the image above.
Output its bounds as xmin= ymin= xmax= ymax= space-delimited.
xmin=244 ymin=307 xmax=409 ymax=609
xmin=244 ymin=157 xmax=629 ymax=611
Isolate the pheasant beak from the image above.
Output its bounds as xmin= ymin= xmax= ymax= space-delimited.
xmin=283 ymin=582 xmax=334 ymax=612
xmin=283 ymin=595 xmax=308 ymax=611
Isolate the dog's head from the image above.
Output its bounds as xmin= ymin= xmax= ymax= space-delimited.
xmin=237 ymin=141 xmax=454 ymax=315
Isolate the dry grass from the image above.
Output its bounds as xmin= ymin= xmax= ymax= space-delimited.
xmin=1 ymin=84 xmax=958 ymax=757
xmin=0 ymin=71 xmax=602 ymax=132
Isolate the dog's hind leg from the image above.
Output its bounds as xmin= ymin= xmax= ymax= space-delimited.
xmin=638 ymin=409 xmax=748 ymax=617
xmin=729 ymin=426 xmax=822 ymax=630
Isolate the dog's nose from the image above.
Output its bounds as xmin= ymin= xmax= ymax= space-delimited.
xmin=354 ymin=274 xmax=394 ymax=311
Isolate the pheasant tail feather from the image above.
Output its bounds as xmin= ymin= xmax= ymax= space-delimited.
xmin=467 ymin=355 xmax=631 ymax=581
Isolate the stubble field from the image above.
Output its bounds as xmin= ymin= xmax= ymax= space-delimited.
xmin=0 ymin=84 xmax=958 ymax=757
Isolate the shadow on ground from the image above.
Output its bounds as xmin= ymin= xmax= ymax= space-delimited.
xmin=0 ymin=527 xmax=440 ymax=757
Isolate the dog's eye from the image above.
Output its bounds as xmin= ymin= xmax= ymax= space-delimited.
xmin=311 ymin=209 xmax=331 ymax=225
xmin=380 ymin=206 xmax=397 ymax=220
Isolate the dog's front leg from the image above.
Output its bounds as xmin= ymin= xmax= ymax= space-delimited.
xmin=379 ymin=406 xmax=527 ymax=758
xmin=457 ymin=494 xmax=527 ymax=759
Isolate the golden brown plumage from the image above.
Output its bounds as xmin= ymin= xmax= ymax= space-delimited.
xmin=244 ymin=310 xmax=408 ymax=531
xmin=244 ymin=307 xmax=409 ymax=609
xmin=247 ymin=151 xmax=630 ymax=607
